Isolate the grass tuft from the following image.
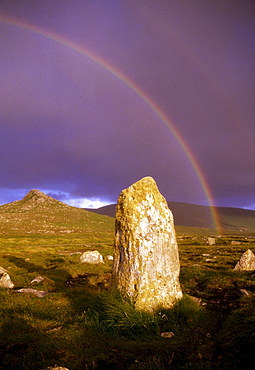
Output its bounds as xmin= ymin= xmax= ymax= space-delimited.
xmin=84 ymin=291 xmax=159 ymax=338
xmin=84 ymin=293 xmax=208 ymax=340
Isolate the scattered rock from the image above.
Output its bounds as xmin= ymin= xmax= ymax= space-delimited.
xmin=0 ymin=266 xmax=8 ymax=274
xmin=47 ymin=326 xmax=63 ymax=332
xmin=189 ymin=296 xmax=202 ymax=305
xmin=58 ymin=251 xmax=82 ymax=256
xmin=43 ymin=366 xmax=69 ymax=370
xmin=15 ymin=288 xmax=50 ymax=298
xmin=161 ymin=332 xmax=175 ymax=338
xmin=107 ymin=255 xmax=114 ymax=260
xmin=112 ymin=177 xmax=182 ymax=312
xmin=30 ymin=275 xmax=45 ymax=284
xmin=231 ymin=241 xmax=241 ymax=245
xmin=234 ymin=249 xmax=255 ymax=271
xmin=240 ymin=289 xmax=250 ymax=296
xmin=208 ymin=237 xmax=215 ymax=245
xmin=0 ymin=272 xmax=14 ymax=289
xmin=80 ymin=250 xmax=104 ymax=264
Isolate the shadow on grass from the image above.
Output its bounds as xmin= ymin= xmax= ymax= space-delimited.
xmin=1 ymin=254 xmax=255 ymax=369
xmin=0 ymin=256 xmax=102 ymax=369
xmin=4 ymin=255 xmax=72 ymax=290
xmin=0 ymin=309 xmax=58 ymax=370
xmin=76 ymin=293 xmax=215 ymax=369
xmin=5 ymin=256 xmax=45 ymax=274
xmin=3 ymin=254 xmax=100 ymax=312
xmin=76 ymin=290 xmax=255 ymax=369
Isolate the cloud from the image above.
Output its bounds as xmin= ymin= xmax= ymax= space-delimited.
xmin=0 ymin=0 xmax=254 ymax=210
xmin=65 ymin=198 xmax=112 ymax=209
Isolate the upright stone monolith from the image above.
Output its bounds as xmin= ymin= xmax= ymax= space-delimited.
xmin=112 ymin=177 xmax=182 ymax=312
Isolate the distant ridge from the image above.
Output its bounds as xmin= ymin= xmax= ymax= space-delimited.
xmin=1 ymin=190 xmax=254 ymax=234
xmin=86 ymin=202 xmax=255 ymax=232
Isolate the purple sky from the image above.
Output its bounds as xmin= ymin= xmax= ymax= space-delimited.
xmin=0 ymin=0 xmax=254 ymax=210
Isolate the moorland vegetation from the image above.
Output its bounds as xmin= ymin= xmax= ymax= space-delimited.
xmin=0 ymin=190 xmax=254 ymax=369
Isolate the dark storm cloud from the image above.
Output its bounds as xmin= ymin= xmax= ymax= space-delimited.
xmin=0 ymin=0 xmax=254 ymax=209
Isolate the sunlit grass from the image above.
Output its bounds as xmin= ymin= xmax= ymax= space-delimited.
xmin=0 ymin=232 xmax=254 ymax=369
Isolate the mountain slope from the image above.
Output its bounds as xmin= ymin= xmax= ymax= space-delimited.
xmin=1 ymin=189 xmax=71 ymax=212
xmin=0 ymin=190 xmax=114 ymax=239
xmin=217 ymin=206 xmax=255 ymax=232
xmin=1 ymin=190 xmax=254 ymax=236
xmin=87 ymin=202 xmax=255 ymax=232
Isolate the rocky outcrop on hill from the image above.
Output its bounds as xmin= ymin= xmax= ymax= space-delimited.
xmin=0 ymin=189 xmax=114 ymax=237
xmin=5 ymin=189 xmax=70 ymax=212
xmin=112 ymin=177 xmax=182 ymax=312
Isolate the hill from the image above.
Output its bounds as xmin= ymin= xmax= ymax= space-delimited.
xmin=86 ymin=202 xmax=255 ymax=233
xmin=1 ymin=191 xmax=254 ymax=369
xmin=1 ymin=190 xmax=254 ymax=238
xmin=0 ymin=189 xmax=114 ymax=242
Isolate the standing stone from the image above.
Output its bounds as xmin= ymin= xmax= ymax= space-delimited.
xmin=234 ymin=249 xmax=255 ymax=271
xmin=112 ymin=177 xmax=182 ymax=312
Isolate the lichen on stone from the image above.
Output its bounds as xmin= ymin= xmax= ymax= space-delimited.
xmin=112 ymin=177 xmax=182 ymax=312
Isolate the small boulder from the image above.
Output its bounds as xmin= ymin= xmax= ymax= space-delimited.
xmin=240 ymin=289 xmax=250 ymax=296
xmin=0 ymin=266 xmax=8 ymax=274
xmin=161 ymin=332 xmax=175 ymax=338
xmin=43 ymin=366 xmax=69 ymax=370
xmin=15 ymin=288 xmax=49 ymax=298
xmin=0 ymin=272 xmax=14 ymax=289
xmin=231 ymin=241 xmax=241 ymax=245
xmin=30 ymin=275 xmax=45 ymax=285
xmin=234 ymin=249 xmax=255 ymax=271
xmin=80 ymin=250 xmax=104 ymax=264
xmin=208 ymin=237 xmax=215 ymax=245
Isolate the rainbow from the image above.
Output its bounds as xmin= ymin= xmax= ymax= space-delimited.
xmin=0 ymin=13 xmax=222 ymax=232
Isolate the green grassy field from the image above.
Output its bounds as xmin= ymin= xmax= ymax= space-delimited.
xmin=0 ymin=192 xmax=254 ymax=369
xmin=0 ymin=233 xmax=254 ymax=370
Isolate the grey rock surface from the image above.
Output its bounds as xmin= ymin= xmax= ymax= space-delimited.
xmin=112 ymin=177 xmax=182 ymax=312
